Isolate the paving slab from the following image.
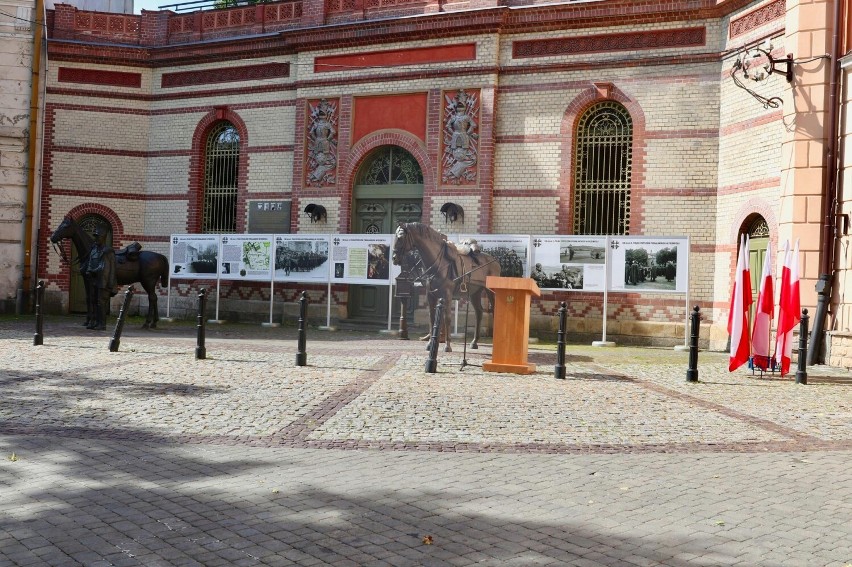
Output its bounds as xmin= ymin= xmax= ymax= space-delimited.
xmin=0 ymin=316 xmax=850 ymax=566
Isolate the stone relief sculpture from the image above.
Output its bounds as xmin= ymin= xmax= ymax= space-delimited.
xmin=306 ymin=98 xmax=338 ymax=186
xmin=442 ymin=89 xmax=479 ymax=184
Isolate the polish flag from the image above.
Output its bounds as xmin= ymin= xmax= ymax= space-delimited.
xmin=728 ymin=235 xmax=753 ymax=371
xmin=775 ymin=240 xmax=801 ymax=376
xmin=751 ymin=241 xmax=774 ymax=371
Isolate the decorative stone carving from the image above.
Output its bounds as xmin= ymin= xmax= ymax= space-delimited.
xmin=442 ymin=89 xmax=479 ymax=185
xmin=306 ymin=98 xmax=338 ymax=187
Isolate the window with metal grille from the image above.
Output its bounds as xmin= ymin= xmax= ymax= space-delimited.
xmin=202 ymin=122 xmax=240 ymax=233
xmin=572 ymin=101 xmax=633 ymax=235
xmin=357 ymin=146 xmax=424 ymax=185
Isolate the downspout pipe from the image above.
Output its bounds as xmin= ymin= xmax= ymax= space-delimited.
xmin=809 ymin=0 xmax=845 ymax=365
xmin=22 ymin=0 xmax=45 ymax=311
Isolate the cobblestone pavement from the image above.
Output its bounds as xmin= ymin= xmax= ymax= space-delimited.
xmin=1 ymin=317 xmax=850 ymax=567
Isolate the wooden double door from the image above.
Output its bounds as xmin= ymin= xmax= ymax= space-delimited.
xmin=348 ymin=197 xmax=422 ymax=321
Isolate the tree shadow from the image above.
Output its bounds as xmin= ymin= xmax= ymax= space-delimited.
xmin=0 ymin=432 xmax=742 ymax=567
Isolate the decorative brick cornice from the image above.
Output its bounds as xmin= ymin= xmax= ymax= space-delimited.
xmin=46 ymin=0 xmax=769 ymax=64
xmin=513 ymin=27 xmax=706 ymax=59
xmin=729 ymin=0 xmax=784 ymax=39
xmin=161 ymin=62 xmax=289 ymax=88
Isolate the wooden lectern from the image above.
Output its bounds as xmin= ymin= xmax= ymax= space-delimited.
xmin=483 ymin=276 xmax=541 ymax=375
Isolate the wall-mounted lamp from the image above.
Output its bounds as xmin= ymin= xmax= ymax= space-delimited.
xmin=731 ymin=41 xmax=794 ymax=109
xmin=836 ymin=213 xmax=849 ymax=236
xmin=304 ymin=203 xmax=327 ymax=223
xmin=440 ymin=202 xmax=464 ymax=224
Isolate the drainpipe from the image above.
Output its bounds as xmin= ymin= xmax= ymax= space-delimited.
xmin=809 ymin=0 xmax=845 ymax=365
xmin=22 ymin=0 xmax=45 ymax=311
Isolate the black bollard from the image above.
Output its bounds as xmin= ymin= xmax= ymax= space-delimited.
xmin=296 ymin=290 xmax=308 ymax=366
xmin=109 ymin=287 xmax=135 ymax=352
xmin=796 ymin=308 xmax=809 ymax=385
xmin=686 ymin=305 xmax=700 ymax=383
xmin=195 ymin=288 xmax=207 ymax=360
xmin=399 ymin=297 xmax=409 ymax=340
xmin=33 ymin=280 xmax=45 ymax=346
xmin=555 ymin=301 xmax=567 ymax=379
xmin=425 ymin=298 xmax=444 ymax=373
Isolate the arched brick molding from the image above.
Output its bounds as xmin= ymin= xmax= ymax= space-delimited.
xmin=45 ymin=203 xmax=126 ymax=293
xmin=730 ymin=199 xmax=778 ymax=246
xmin=728 ymin=198 xmax=779 ymax=274
xmin=558 ymin=84 xmax=647 ymax=235
xmin=188 ymin=107 xmax=250 ymax=233
xmin=335 ymin=130 xmax=434 ymax=234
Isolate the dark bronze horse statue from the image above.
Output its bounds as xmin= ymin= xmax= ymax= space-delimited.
xmin=50 ymin=215 xmax=169 ymax=329
xmin=392 ymin=222 xmax=500 ymax=352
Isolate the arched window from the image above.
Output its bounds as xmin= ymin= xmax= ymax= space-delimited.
xmin=572 ymin=101 xmax=633 ymax=235
xmin=357 ymin=146 xmax=424 ymax=185
xmin=202 ymin=122 xmax=240 ymax=233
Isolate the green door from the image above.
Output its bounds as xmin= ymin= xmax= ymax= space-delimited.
xmin=348 ymin=145 xmax=424 ymax=322
xmin=746 ymin=216 xmax=770 ymax=323
xmin=349 ymin=198 xmax=422 ymax=320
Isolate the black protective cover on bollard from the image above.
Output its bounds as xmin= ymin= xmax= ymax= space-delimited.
xmin=796 ymin=308 xmax=809 ymax=385
xmin=33 ymin=280 xmax=45 ymax=346
xmin=425 ymin=299 xmax=444 ymax=373
xmin=109 ymin=286 xmax=135 ymax=352
xmin=296 ymin=290 xmax=308 ymax=366
xmin=686 ymin=305 xmax=700 ymax=382
xmin=555 ymin=301 xmax=567 ymax=379
xmin=196 ymin=288 xmax=207 ymax=360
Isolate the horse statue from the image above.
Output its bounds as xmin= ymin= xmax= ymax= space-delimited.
xmin=49 ymin=215 xmax=170 ymax=329
xmin=392 ymin=222 xmax=500 ymax=352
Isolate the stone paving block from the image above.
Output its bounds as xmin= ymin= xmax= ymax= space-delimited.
xmin=0 ymin=322 xmax=850 ymax=566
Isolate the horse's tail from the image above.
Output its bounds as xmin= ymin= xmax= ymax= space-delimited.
xmin=160 ymin=256 xmax=169 ymax=288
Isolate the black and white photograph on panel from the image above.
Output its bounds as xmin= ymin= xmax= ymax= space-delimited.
xmin=609 ymin=237 xmax=689 ymax=293
xmin=169 ymin=234 xmax=220 ymax=279
xmin=530 ymin=236 xmax=607 ymax=291
xmin=457 ymin=234 xmax=530 ymax=278
xmin=559 ymin=242 xmax=606 ymax=264
xmin=273 ymin=235 xmax=330 ymax=282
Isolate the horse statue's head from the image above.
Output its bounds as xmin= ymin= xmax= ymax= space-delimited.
xmin=392 ymin=222 xmax=412 ymax=266
xmin=49 ymin=215 xmax=76 ymax=244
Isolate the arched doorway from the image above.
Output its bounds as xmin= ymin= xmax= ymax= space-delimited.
xmin=69 ymin=214 xmax=113 ymax=313
xmin=745 ymin=215 xmax=770 ymax=315
xmin=349 ymin=145 xmax=424 ymax=320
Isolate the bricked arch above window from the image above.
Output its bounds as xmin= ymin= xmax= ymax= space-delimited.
xmin=203 ymin=121 xmax=240 ymax=233
xmin=572 ymin=101 xmax=633 ymax=235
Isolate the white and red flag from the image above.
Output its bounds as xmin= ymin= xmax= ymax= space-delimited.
xmin=751 ymin=241 xmax=774 ymax=370
xmin=775 ymin=239 xmax=801 ymax=376
xmin=728 ymin=235 xmax=753 ymax=371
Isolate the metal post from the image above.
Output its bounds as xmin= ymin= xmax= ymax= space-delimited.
xmin=399 ymin=297 xmax=409 ymax=340
xmin=296 ymin=290 xmax=308 ymax=366
xmin=686 ymin=305 xmax=700 ymax=383
xmin=808 ymin=275 xmax=830 ymax=365
xmin=195 ymin=288 xmax=207 ymax=360
xmin=555 ymin=301 xmax=567 ymax=379
xmin=425 ymin=298 xmax=444 ymax=373
xmin=109 ymin=286 xmax=135 ymax=352
xmin=796 ymin=308 xmax=809 ymax=385
xmin=33 ymin=280 xmax=44 ymax=346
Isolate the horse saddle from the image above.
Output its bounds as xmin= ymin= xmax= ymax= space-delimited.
xmin=116 ymin=241 xmax=142 ymax=264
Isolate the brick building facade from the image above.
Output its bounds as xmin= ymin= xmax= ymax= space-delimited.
xmin=38 ymin=0 xmax=848 ymax=355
